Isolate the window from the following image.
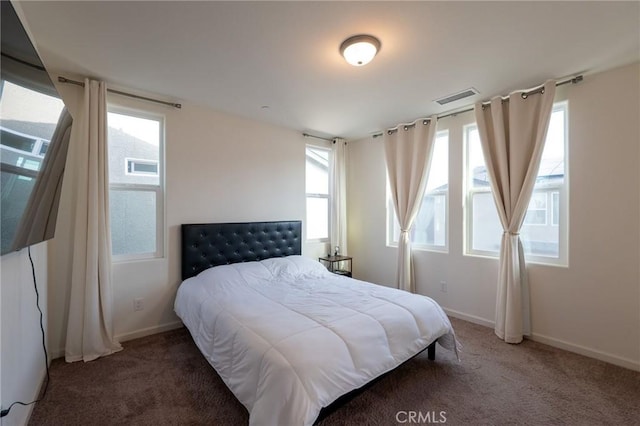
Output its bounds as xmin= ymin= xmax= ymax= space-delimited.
xmin=126 ymin=158 xmax=159 ymax=176
xmin=523 ymin=192 xmax=548 ymax=226
xmin=108 ymin=110 xmax=164 ymax=260
xmin=305 ymin=145 xmax=331 ymax=241
xmin=387 ymin=131 xmax=449 ymax=250
xmin=464 ymin=102 xmax=568 ymax=264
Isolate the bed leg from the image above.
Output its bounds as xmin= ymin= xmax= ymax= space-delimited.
xmin=427 ymin=341 xmax=436 ymax=361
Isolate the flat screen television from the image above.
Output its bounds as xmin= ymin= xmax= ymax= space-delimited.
xmin=0 ymin=0 xmax=71 ymax=255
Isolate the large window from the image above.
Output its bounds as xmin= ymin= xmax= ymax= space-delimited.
xmin=387 ymin=131 xmax=449 ymax=251
xmin=108 ymin=110 xmax=164 ymax=260
xmin=305 ymin=145 xmax=331 ymax=241
xmin=464 ymin=102 xmax=568 ymax=264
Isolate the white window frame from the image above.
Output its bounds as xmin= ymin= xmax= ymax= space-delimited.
xmin=0 ymin=126 xmax=48 ymax=158
xmin=523 ymin=191 xmax=548 ymax=226
xmin=551 ymin=191 xmax=560 ymax=226
xmin=305 ymin=144 xmax=332 ymax=243
xmin=386 ymin=130 xmax=449 ymax=253
xmin=125 ymin=157 xmax=159 ymax=177
xmin=463 ymin=102 xmax=568 ymax=266
xmin=108 ymin=107 xmax=165 ymax=262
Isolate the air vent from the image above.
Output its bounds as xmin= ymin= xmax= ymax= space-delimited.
xmin=434 ymin=87 xmax=479 ymax=105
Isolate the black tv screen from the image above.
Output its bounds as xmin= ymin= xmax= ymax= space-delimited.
xmin=0 ymin=0 xmax=71 ymax=255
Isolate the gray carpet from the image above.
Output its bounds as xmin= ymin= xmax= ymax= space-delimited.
xmin=29 ymin=318 xmax=639 ymax=425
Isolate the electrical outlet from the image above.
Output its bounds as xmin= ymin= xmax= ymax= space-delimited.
xmin=440 ymin=281 xmax=447 ymax=293
xmin=133 ymin=298 xmax=144 ymax=311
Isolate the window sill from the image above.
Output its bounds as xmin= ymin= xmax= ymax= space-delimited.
xmin=112 ymin=253 xmax=164 ymax=263
xmin=386 ymin=243 xmax=448 ymax=254
xmin=463 ymin=251 xmax=568 ymax=268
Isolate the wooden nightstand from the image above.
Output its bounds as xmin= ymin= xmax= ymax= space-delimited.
xmin=319 ymin=255 xmax=352 ymax=277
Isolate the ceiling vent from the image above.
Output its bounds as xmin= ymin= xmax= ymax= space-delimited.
xmin=434 ymin=87 xmax=479 ymax=106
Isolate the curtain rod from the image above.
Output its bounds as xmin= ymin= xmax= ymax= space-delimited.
xmin=372 ymin=75 xmax=583 ymax=138
xmin=57 ymin=76 xmax=182 ymax=109
xmin=302 ymin=132 xmax=335 ymax=142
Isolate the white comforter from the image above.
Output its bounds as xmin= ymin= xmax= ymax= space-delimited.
xmin=175 ymin=255 xmax=457 ymax=426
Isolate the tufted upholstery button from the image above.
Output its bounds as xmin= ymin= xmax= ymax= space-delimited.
xmin=181 ymin=221 xmax=301 ymax=280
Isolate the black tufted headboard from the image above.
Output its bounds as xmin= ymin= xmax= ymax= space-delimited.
xmin=181 ymin=220 xmax=302 ymax=280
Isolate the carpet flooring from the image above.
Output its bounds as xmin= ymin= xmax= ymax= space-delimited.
xmin=29 ymin=318 xmax=639 ymax=425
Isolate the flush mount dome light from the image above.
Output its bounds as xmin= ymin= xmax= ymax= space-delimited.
xmin=340 ymin=34 xmax=381 ymax=66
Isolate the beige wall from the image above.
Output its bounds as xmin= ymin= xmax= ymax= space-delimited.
xmin=47 ymin=85 xmax=309 ymax=355
xmin=0 ymin=242 xmax=48 ymax=425
xmin=348 ymin=63 xmax=640 ymax=370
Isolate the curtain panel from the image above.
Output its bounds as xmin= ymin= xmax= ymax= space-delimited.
xmin=330 ymin=138 xmax=348 ymax=255
xmin=474 ymin=80 xmax=556 ymax=343
xmin=65 ymin=79 xmax=122 ymax=362
xmin=384 ymin=117 xmax=437 ymax=293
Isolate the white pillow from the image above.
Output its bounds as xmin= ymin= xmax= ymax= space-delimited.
xmin=261 ymin=255 xmax=330 ymax=279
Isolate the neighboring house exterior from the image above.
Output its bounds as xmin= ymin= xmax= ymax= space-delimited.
xmin=107 ymin=126 xmax=159 ymax=186
xmin=107 ymin=126 xmax=159 ymax=256
xmin=470 ymin=161 xmax=563 ymax=256
xmin=394 ymin=159 xmax=564 ymax=256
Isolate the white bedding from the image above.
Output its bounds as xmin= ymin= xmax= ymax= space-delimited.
xmin=175 ymin=255 xmax=457 ymax=426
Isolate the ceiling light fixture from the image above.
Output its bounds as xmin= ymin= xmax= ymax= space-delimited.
xmin=340 ymin=34 xmax=381 ymax=67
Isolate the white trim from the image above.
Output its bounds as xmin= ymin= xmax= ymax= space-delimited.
xmin=49 ymin=321 xmax=185 ymax=360
xmin=107 ymin=108 xmax=165 ymax=262
xmin=20 ymin=363 xmax=49 ymax=426
xmin=125 ymin=157 xmax=159 ymax=176
xmin=386 ymin=130 xmax=449 ymax=251
xmin=463 ymin=103 xmax=569 ymax=267
xmin=442 ymin=308 xmax=639 ymax=371
xmin=529 ymin=331 xmax=640 ymax=372
xmin=442 ymin=307 xmax=494 ymax=328
xmin=523 ymin=191 xmax=548 ymax=226
xmin=0 ymin=125 xmax=48 ymax=157
xmin=305 ymin=144 xmax=332 ymax=243
xmin=115 ymin=320 xmax=184 ymax=343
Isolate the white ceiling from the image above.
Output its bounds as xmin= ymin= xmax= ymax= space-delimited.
xmin=17 ymin=1 xmax=640 ymax=140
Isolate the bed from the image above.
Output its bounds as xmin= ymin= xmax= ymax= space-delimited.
xmin=175 ymin=220 xmax=458 ymax=426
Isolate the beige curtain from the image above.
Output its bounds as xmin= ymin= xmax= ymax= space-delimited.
xmin=65 ymin=79 xmax=122 ymax=362
xmin=11 ymin=108 xmax=72 ymax=251
xmin=384 ymin=117 xmax=437 ymax=292
xmin=474 ymin=80 xmax=556 ymax=343
xmin=330 ymin=138 xmax=348 ymax=255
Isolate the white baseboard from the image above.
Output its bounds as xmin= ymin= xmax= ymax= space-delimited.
xmin=443 ymin=307 xmax=494 ymax=328
xmin=529 ymin=332 xmax=640 ymax=372
xmin=442 ymin=307 xmax=639 ymax=372
xmin=50 ymin=321 xmax=185 ymax=360
xmin=115 ymin=321 xmax=184 ymax=343
xmin=19 ymin=362 xmax=48 ymax=425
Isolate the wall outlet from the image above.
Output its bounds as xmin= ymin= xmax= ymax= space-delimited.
xmin=440 ymin=281 xmax=447 ymax=293
xmin=133 ymin=298 xmax=144 ymax=311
